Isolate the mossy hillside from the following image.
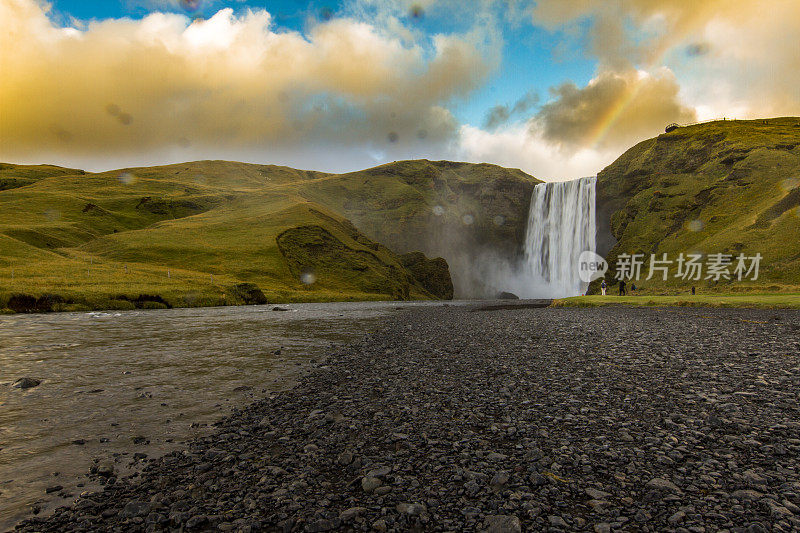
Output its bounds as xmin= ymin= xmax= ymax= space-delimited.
xmin=596 ymin=117 xmax=800 ymax=291
xmin=299 ymin=160 xmax=540 ymax=295
xmin=398 ymin=251 xmax=454 ymax=300
xmin=0 ymin=159 xmax=529 ymax=310
xmin=300 ymin=160 xmax=540 ymax=257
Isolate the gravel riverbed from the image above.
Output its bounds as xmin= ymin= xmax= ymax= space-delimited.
xmin=16 ymin=306 xmax=800 ymax=532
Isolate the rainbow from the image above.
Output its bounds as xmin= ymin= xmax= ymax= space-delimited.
xmin=584 ymin=7 xmax=712 ymax=147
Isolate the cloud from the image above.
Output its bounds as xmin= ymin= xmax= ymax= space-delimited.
xmin=482 ymin=90 xmax=538 ymax=129
xmin=457 ymin=123 xmax=617 ymax=182
xmin=533 ymin=68 xmax=696 ymax=150
xmin=681 ymin=1 xmax=800 ymax=120
xmin=530 ymin=0 xmax=800 ymax=119
xmin=0 ymin=0 xmax=491 ymax=170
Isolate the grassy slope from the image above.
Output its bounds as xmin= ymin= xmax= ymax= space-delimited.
xmin=596 ymin=117 xmax=800 ymax=293
xmin=300 ymin=160 xmax=540 ymax=294
xmin=553 ymin=294 xmax=800 ymax=309
xmin=301 ymin=160 xmax=538 ymax=254
xmin=0 ymin=160 xmax=536 ymax=311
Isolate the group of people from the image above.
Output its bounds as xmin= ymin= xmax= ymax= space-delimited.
xmin=599 ymin=279 xmax=636 ymax=295
xmin=597 ymin=280 xmax=696 ymax=296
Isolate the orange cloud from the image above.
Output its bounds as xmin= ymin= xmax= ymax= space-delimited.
xmin=0 ymin=0 xmax=490 ymax=166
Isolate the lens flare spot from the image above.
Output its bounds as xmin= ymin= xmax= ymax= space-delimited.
xmin=301 ymin=271 xmax=316 ymax=285
xmin=462 ymin=214 xmax=474 ymax=226
xmin=686 ymin=219 xmax=704 ymax=232
xmin=493 ymin=214 xmax=505 ymax=226
xmin=432 ymin=205 xmax=445 ymax=216
xmin=118 ymin=172 xmax=136 ymax=185
xmin=180 ymin=0 xmax=201 ymax=12
xmin=781 ymin=177 xmax=800 ymax=192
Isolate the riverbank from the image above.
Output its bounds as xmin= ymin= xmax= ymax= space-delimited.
xmin=16 ymin=305 xmax=800 ymax=532
xmin=1 ymin=302 xmax=414 ymax=530
xmin=553 ymin=293 xmax=800 ymax=309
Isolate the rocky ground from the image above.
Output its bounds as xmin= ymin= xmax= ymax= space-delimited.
xmin=16 ymin=305 xmax=800 ymax=532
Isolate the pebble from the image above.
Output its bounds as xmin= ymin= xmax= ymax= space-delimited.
xmin=14 ymin=307 xmax=800 ymax=532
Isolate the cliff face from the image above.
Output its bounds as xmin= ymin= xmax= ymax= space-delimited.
xmin=301 ymin=160 xmax=541 ymax=296
xmin=596 ymin=117 xmax=800 ymax=290
xmin=399 ymin=252 xmax=454 ymax=300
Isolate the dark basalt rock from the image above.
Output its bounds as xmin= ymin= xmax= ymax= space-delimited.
xmin=12 ymin=377 xmax=41 ymax=390
xmin=228 ymin=283 xmax=268 ymax=305
xmin=496 ymin=291 xmax=519 ymax=300
xmin=399 ymin=251 xmax=454 ymax=300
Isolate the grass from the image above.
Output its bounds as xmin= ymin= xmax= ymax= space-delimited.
xmin=0 ymin=159 xmax=537 ymax=312
xmin=553 ymin=293 xmax=800 ymax=309
xmin=597 ymin=117 xmax=800 ymax=291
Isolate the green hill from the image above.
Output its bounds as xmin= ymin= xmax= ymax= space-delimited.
xmin=596 ymin=117 xmax=800 ymax=293
xmin=0 ymin=160 xmax=538 ymax=312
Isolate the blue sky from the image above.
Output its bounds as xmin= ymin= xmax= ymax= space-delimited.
xmin=3 ymin=0 xmax=799 ymax=178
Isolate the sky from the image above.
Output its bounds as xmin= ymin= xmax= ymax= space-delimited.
xmin=2 ymin=0 xmax=799 ymax=180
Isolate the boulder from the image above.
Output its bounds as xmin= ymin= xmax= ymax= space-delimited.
xmin=228 ymin=283 xmax=268 ymax=305
xmin=496 ymin=291 xmax=519 ymax=300
xmin=399 ymin=251 xmax=454 ymax=300
xmin=12 ymin=377 xmax=41 ymax=390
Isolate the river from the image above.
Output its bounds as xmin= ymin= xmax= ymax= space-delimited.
xmin=0 ymin=301 xmax=449 ymax=530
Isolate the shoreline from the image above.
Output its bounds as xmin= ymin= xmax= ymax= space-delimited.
xmin=553 ymin=293 xmax=800 ymax=309
xmin=5 ymin=291 xmax=800 ymax=316
xmin=15 ymin=305 xmax=800 ymax=532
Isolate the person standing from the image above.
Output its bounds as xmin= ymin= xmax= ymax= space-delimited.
xmin=619 ymin=279 xmax=627 ymax=296
xmin=600 ymin=279 xmax=607 ymax=296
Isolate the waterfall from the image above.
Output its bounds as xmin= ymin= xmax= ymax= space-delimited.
xmin=521 ymin=177 xmax=597 ymax=297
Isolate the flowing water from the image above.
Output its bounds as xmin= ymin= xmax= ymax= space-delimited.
xmin=0 ymin=301 xmax=448 ymax=530
xmin=522 ymin=177 xmax=597 ymax=297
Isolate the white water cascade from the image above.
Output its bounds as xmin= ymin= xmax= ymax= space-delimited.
xmin=521 ymin=176 xmax=597 ymax=297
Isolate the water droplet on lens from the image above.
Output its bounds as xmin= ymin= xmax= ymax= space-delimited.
xmin=180 ymin=0 xmax=201 ymax=12
xmin=117 ymin=113 xmax=133 ymax=126
xmin=493 ymin=215 xmax=505 ymax=226
xmin=409 ymin=4 xmax=424 ymax=19
xmin=416 ymin=129 xmax=428 ymax=139
xmin=301 ymin=270 xmax=316 ymax=285
xmin=320 ymin=7 xmax=333 ymax=21
xmin=105 ymin=104 xmax=120 ymax=116
xmin=118 ymin=172 xmax=136 ymax=185
xmin=432 ymin=205 xmax=445 ymax=216
xmin=462 ymin=214 xmax=474 ymax=226
xmin=51 ymin=126 xmax=72 ymax=142
xmin=687 ymin=219 xmax=704 ymax=232
xmin=387 ymin=132 xmax=399 ymax=143
xmin=781 ymin=177 xmax=800 ymax=192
